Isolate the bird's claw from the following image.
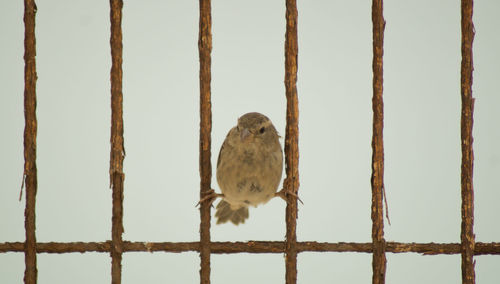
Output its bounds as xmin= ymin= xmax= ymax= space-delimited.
xmin=274 ymin=189 xmax=303 ymax=205
xmin=196 ymin=189 xmax=224 ymax=207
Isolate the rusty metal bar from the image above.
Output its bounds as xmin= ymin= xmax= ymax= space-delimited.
xmin=460 ymin=0 xmax=476 ymax=283
xmin=2 ymin=241 xmax=500 ymax=255
xmin=109 ymin=0 xmax=125 ymax=283
xmin=22 ymin=0 xmax=38 ymax=283
xmin=371 ymin=0 xmax=386 ymax=283
xmin=284 ymin=0 xmax=299 ymax=283
xmin=198 ymin=0 xmax=213 ymax=283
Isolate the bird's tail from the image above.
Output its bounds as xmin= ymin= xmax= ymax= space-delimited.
xmin=215 ymin=200 xmax=249 ymax=225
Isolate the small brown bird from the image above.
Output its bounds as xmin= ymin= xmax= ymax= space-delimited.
xmin=215 ymin=112 xmax=283 ymax=225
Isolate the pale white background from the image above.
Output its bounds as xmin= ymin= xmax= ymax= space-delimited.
xmin=1 ymin=0 xmax=499 ymax=283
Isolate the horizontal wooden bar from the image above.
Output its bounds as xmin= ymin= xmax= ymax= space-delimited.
xmin=1 ymin=241 xmax=499 ymax=255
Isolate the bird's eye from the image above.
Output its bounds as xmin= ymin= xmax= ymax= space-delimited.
xmin=259 ymin=127 xmax=265 ymax=134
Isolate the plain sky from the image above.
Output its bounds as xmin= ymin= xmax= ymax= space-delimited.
xmin=1 ymin=0 xmax=499 ymax=283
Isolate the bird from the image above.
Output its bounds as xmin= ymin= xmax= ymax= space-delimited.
xmin=215 ymin=112 xmax=283 ymax=225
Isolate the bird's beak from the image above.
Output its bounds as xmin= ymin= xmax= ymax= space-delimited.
xmin=240 ymin=128 xmax=251 ymax=142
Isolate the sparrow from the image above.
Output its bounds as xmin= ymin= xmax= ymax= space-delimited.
xmin=215 ymin=112 xmax=283 ymax=225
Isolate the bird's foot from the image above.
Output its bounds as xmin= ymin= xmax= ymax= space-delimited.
xmin=274 ymin=188 xmax=303 ymax=205
xmin=196 ymin=189 xmax=225 ymax=207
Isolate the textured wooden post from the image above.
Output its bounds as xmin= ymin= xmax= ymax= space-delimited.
xmin=23 ymin=0 xmax=38 ymax=283
xmin=284 ymin=0 xmax=299 ymax=283
xmin=109 ymin=0 xmax=125 ymax=283
xmin=371 ymin=0 xmax=386 ymax=283
xmin=460 ymin=0 xmax=475 ymax=283
xmin=198 ymin=0 xmax=213 ymax=283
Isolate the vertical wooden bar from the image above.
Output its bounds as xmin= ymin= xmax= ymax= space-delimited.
xmin=198 ymin=0 xmax=212 ymax=283
xmin=109 ymin=0 xmax=125 ymax=283
xmin=23 ymin=0 xmax=38 ymax=283
xmin=460 ymin=0 xmax=475 ymax=283
xmin=371 ymin=0 xmax=386 ymax=283
xmin=284 ymin=0 xmax=299 ymax=283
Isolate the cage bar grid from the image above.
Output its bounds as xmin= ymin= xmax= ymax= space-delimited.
xmin=3 ymin=0 xmax=498 ymax=283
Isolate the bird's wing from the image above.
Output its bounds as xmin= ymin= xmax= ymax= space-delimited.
xmin=217 ymin=127 xmax=236 ymax=168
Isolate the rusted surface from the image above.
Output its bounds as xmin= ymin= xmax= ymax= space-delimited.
xmin=1 ymin=242 xmax=111 ymax=253
xmin=284 ymin=0 xmax=299 ymax=283
xmin=371 ymin=0 xmax=386 ymax=283
xmin=109 ymin=0 xmax=125 ymax=183
xmin=460 ymin=0 xmax=476 ymax=283
xmin=126 ymin=241 xmax=285 ymax=254
xmin=2 ymin=241 xmax=500 ymax=255
xmin=22 ymin=1 xmax=38 ymax=283
xmin=109 ymin=0 xmax=125 ymax=283
xmin=473 ymin=242 xmax=500 ymax=255
xmin=198 ymin=0 xmax=212 ymax=283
